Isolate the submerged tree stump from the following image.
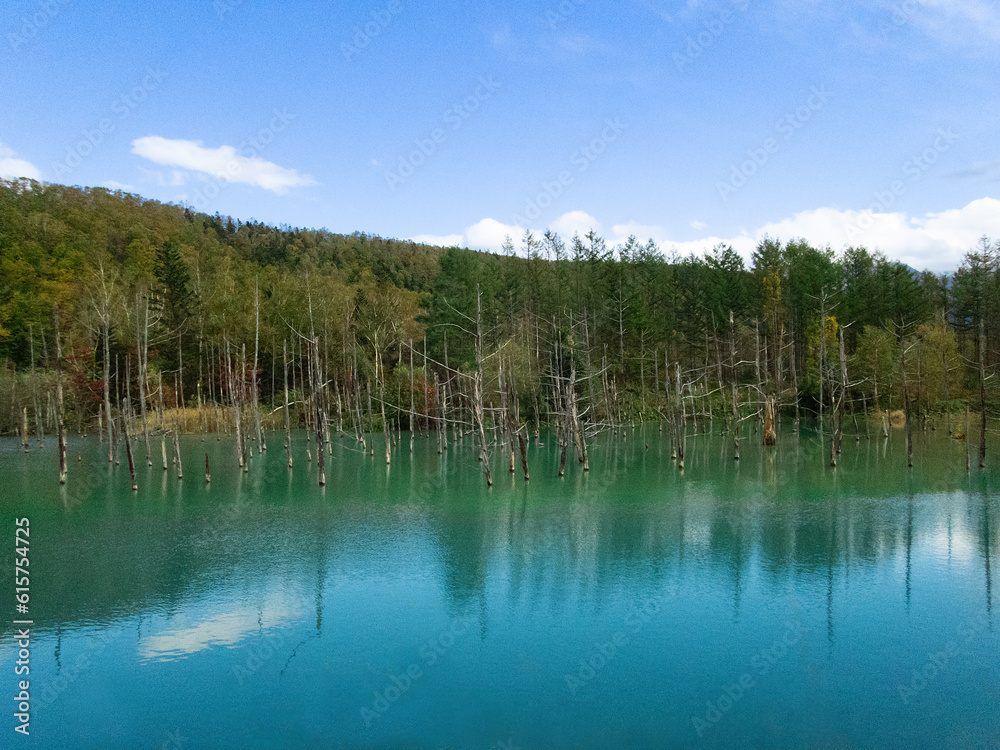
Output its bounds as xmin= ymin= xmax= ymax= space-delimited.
xmin=763 ymin=397 xmax=777 ymax=446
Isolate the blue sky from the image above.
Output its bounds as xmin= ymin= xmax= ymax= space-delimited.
xmin=2 ymin=0 xmax=998 ymax=272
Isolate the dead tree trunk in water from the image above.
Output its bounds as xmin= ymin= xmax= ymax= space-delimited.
xmin=943 ymin=312 xmax=951 ymax=436
xmin=675 ymin=364 xmax=685 ymax=470
xmin=837 ymin=325 xmax=848 ymax=454
xmin=901 ymin=339 xmax=913 ymax=468
xmin=518 ymin=426 xmax=530 ymax=481
xmin=498 ymin=356 xmax=514 ymax=472
xmin=979 ymin=318 xmax=987 ymax=469
xmin=103 ymin=322 xmax=114 ymax=463
xmin=790 ymin=339 xmax=800 ymax=426
xmin=113 ymin=355 xmax=121 ymax=466
xmin=365 ymin=382 xmax=374 ymax=454
xmin=283 ymin=339 xmax=293 ymax=468
xmin=754 ymin=320 xmax=763 ymax=424
xmin=172 ymin=415 xmax=183 ymax=479
xmin=819 ymin=293 xmax=827 ymax=432
xmin=382 ymin=382 xmax=391 ymax=465
xmin=137 ymin=293 xmax=152 ymax=465
xmin=21 ymin=407 xmax=29 ymax=453
xmin=584 ymin=314 xmax=596 ymax=424
xmin=409 ymin=339 xmax=415 ymax=453
xmin=433 ymin=372 xmax=442 ymax=455
xmin=553 ymin=318 xmax=567 ymax=477
xmin=226 ymin=340 xmax=244 ymax=469
xmin=730 ymin=311 xmax=740 ymax=460
xmin=557 ymin=379 xmax=568 ymax=477
xmin=829 ymin=421 xmax=837 ymax=468
xmin=568 ymin=364 xmax=589 ymax=470
xmin=29 ymin=325 xmax=43 ymax=448
xmin=53 ymin=304 xmax=67 ymax=484
xmin=252 ymin=279 xmax=266 ymax=452
xmin=474 ymin=285 xmax=492 ymax=486
xmin=965 ymin=405 xmax=971 ymax=471
xmin=123 ymin=404 xmax=137 ymax=492
xmin=711 ymin=313 xmax=725 ymax=430
xmin=310 ymin=336 xmax=326 ymax=486
xmin=763 ymin=397 xmax=776 ymax=446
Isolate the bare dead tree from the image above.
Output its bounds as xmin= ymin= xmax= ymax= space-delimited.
xmin=122 ymin=398 xmax=137 ymax=492
xmin=979 ymin=317 xmax=987 ymax=469
xmin=901 ymin=335 xmax=913 ymax=469
xmin=53 ymin=303 xmax=66 ymax=484
xmin=283 ymin=339 xmax=293 ymax=468
xmin=29 ymin=324 xmax=43 ymax=448
xmin=474 ymin=285 xmax=492 ymax=486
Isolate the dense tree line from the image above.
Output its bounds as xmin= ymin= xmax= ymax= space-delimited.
xmin=0 ymin=178 xmax=997 ymax=444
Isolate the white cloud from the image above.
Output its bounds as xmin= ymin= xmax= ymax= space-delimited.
xmin=551 ymin=210 xmax=601 ymax=240
xmin=466 ymin=218 xmax=521 ymax=249
xmin=102 ymin=180 xmax=135 ymax=192
xmin=750 ymin=199 xmax=1000 ymax=271
xmin=139 ymin=587 xmax=305 ymax=662
xmin=412 ymin=199 xmax=1000 ymax=272
xmin=411 ymin=212 xmax=604 ymax=254
xmin=690 ymin=219 xmax=708 ymax=230
xmin=131 ymin=136 xmax=316 ymax=194
xmin=0 ymin=142 xmax=41 ymax=181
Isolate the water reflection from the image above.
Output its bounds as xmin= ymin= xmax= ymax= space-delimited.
xmin=1 ymin=427 xmax=996 ymax=638
xmin=0 ymin=425 xmax=997 ymax=748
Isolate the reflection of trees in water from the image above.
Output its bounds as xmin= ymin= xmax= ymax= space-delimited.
xmin=18 ymin=429 xmax=1000 ymax=636
xmin=973 ymin=489 xmax=993 ymax=619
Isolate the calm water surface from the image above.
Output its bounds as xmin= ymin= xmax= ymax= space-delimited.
xmin=0 ymin=424 xmax=997 ymax=749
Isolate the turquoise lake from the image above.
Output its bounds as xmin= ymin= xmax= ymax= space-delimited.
xmin=0 ymin=423 xmax=997 ymax=749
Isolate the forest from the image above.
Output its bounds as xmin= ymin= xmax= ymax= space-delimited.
xmin=1 ymin=178 xmax=998 ymax=482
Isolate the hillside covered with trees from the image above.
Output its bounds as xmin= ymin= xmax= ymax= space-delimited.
xmin=1 ymin=178 xmax=998 ymax=455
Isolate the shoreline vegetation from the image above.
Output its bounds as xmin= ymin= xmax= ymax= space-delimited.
xmin=0 ymin=179 xmax=997 ymax=483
